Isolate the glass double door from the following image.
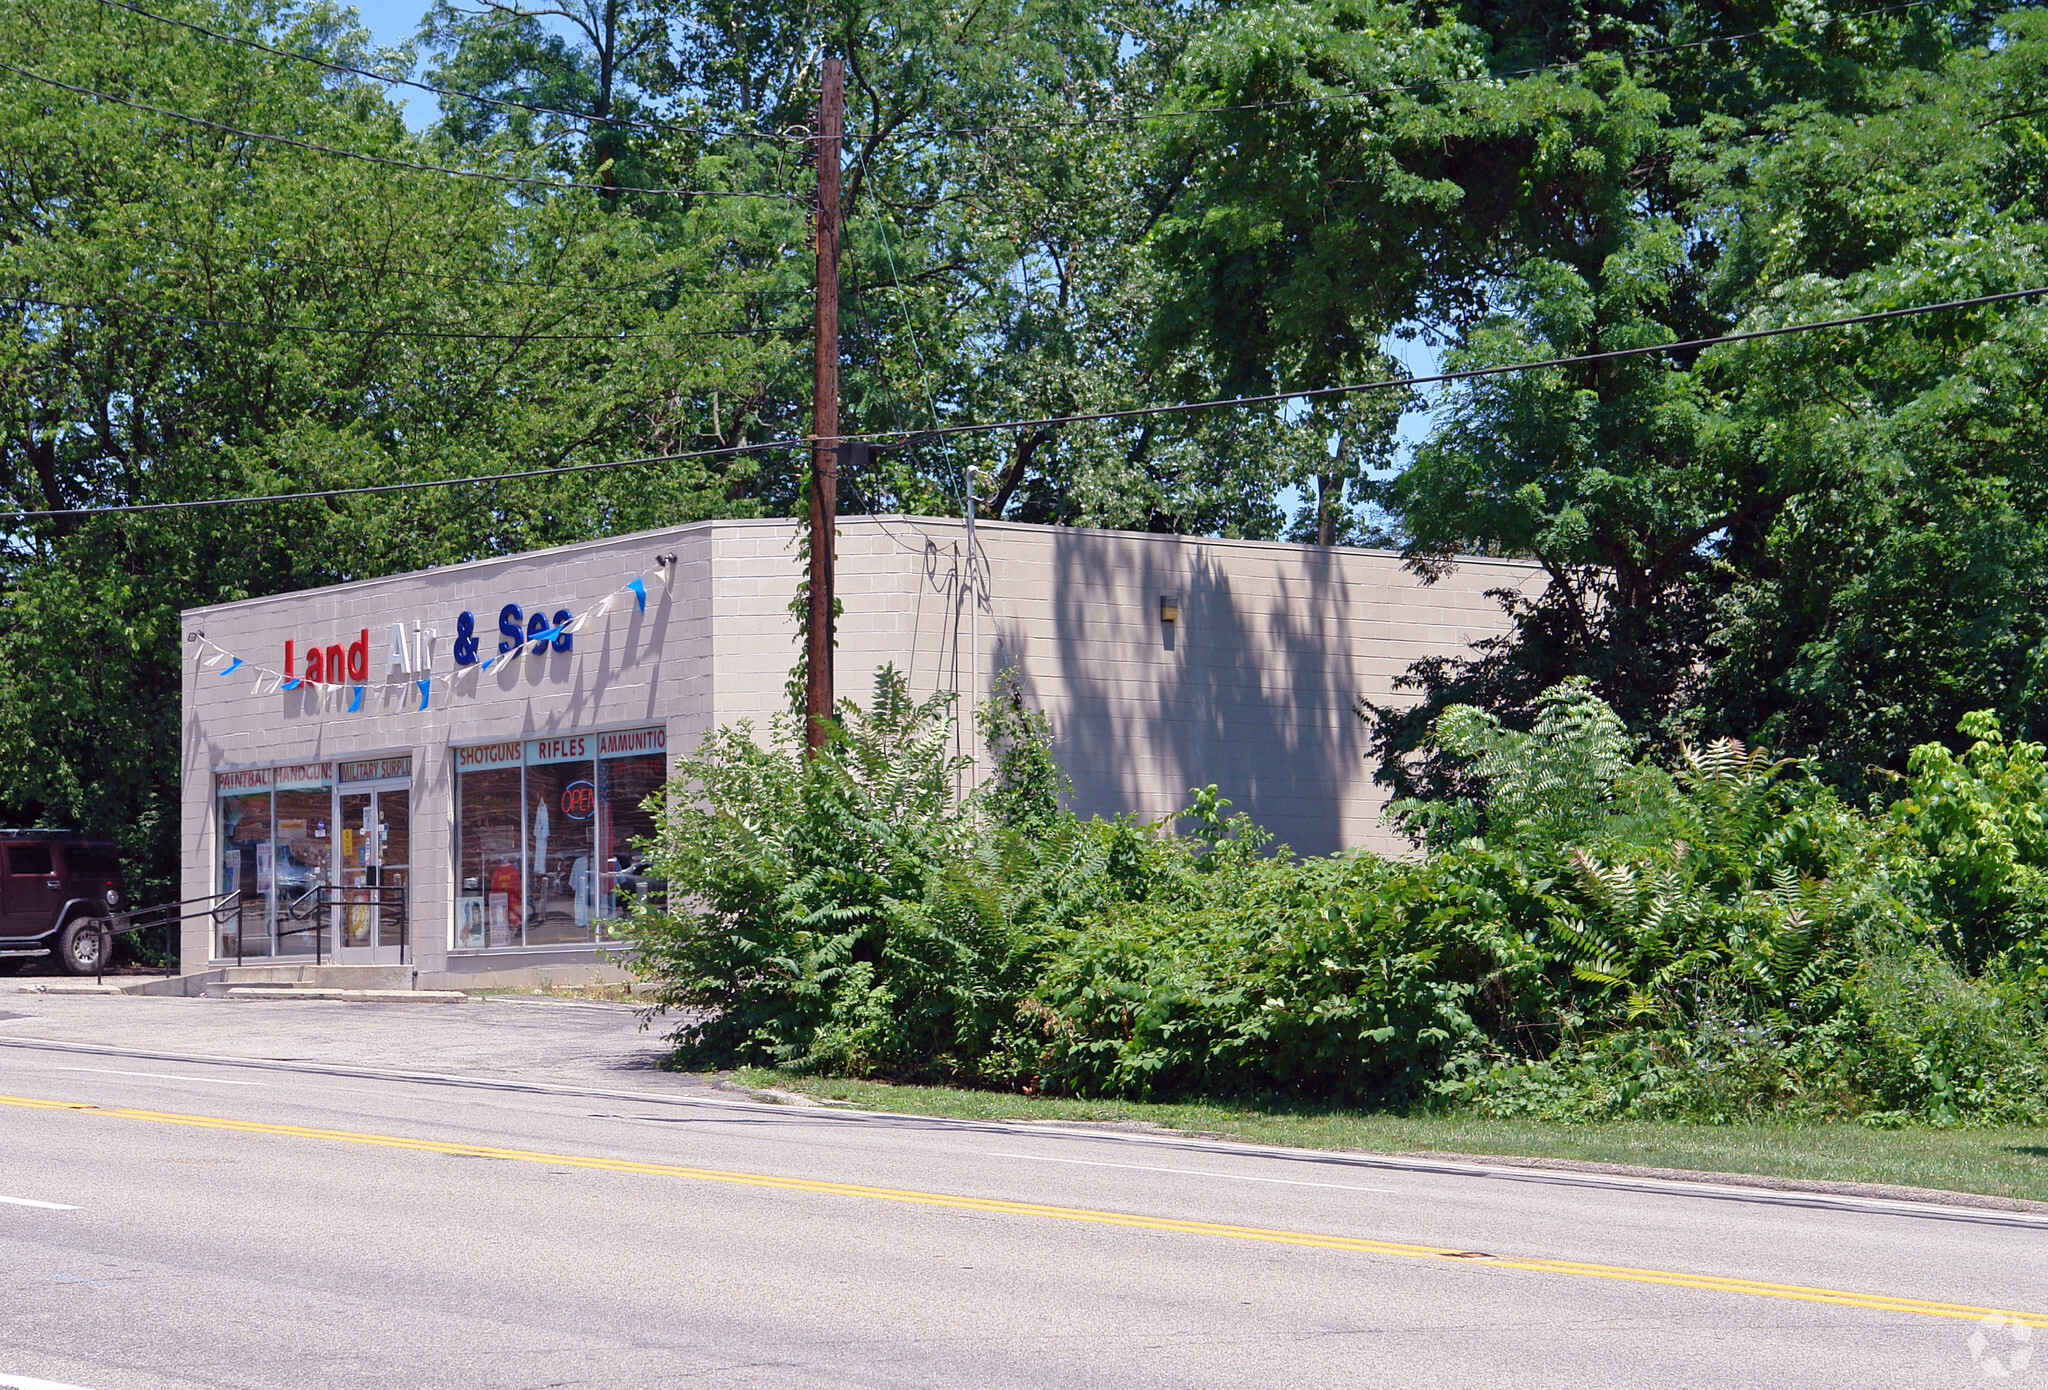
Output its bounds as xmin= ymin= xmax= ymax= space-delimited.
xmin=335 ymin=784 xmax=409 ymax=963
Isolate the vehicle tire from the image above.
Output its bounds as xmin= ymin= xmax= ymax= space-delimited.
xmin=57 ymin=917 xmax=109 ymax=976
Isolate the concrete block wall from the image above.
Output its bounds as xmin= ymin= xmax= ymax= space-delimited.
xmin=705 ymin=516 xmax=1538 ymax=856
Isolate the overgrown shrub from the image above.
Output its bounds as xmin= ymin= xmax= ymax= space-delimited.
xmin=1886 ymin=711 xmax=2048 ymax=968
xmin=617 ymin=665 xmax=1105 ymax=1082
xmin=618 ymin=669 xmax=2048 ymax=1125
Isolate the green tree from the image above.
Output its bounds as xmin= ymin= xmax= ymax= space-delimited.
xmin=0 ymin=0 xmax=785 ymax=898
xmin=1690 ymin=10 xmax=2048 ymax=784
xmin=1138 ymin=0 xmax=2048 ymax=795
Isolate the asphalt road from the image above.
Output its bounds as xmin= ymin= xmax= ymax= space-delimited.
xmin=0 ymin=994 xmax=2043 ymax=1389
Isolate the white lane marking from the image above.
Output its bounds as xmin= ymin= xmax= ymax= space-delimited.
xmin=991 ymin=1150 xmax=1394 ymax=1194
xmin=0 ymin=1376 xmax=105 ymax=1389
xmin=46 ymin=1066 xmax=259 ymax=1086
xmin=0 ymin=1196 xmax=79 ymax=1210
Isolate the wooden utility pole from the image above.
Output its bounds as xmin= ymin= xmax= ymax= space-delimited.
xmin=806 ymin=57 xmax=843 ymax=755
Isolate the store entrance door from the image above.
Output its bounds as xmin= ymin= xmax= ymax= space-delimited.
xmin=335 ymin=783 xmax=409 ymax=964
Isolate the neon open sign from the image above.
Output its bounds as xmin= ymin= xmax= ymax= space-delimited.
xmin=561 ymin=781 xmax=595 ymax=819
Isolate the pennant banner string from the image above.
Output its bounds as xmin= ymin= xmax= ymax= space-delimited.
xmin=193 ymin=560 xmax=669 ymax=714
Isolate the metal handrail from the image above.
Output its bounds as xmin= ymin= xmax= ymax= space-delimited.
xmin=95 ymin=888 xmax=243 ymax=982
xmin=207 ymin=879 xmax=410 ymax=968
xmin=82 ymin=879 xmax=424 ymax=982
xmin=279 ymin=882 xmax=330 ymax=964
xmin=284 ymin=881 xmax=409 ymax=967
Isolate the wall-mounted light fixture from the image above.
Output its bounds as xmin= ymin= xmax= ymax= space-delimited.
xmin=1160 ymin=594 xmax=1180 ymax=625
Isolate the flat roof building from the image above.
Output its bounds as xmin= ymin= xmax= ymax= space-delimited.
xmin=178 ymin=516 xmax=1538 ymax=990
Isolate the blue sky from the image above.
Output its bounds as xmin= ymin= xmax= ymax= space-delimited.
xmin=1272 ymin=330 xmax=1443 ymax=533
xmin=1385 ymin=332 xmax=1444 ymax=458
xmin=346 ymin=0 xmax=433 ymax=127
xmin=346 ymin=0 xmax=594 ymax=130
xmin=349 ymin=0 xmax=429 ymax=53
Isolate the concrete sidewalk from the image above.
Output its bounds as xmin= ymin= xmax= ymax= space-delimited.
xmin=0 ymin=990 xmax=696 ymax=1095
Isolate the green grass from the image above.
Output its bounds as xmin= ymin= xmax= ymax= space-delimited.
xmin=731 ymin=1068 xmax=2048 ymax=1205
xmin=464 ymin=980 xmax=641 ymax=1002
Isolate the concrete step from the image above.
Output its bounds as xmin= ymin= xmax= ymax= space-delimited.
xmin=11 ymin=974 xmax=467 ymax=1001
xmin=190 ymin=964 xmax=418 ymax=997
xmin=12 ymin=980 xmax=133 ymax=995
xmin=223 ymin=986 xmax=467 ymax=1003
xmin=121 ymin=964 xmax=434 ymax=998
xmin=214 ymin=963 xmax=417 ymax=990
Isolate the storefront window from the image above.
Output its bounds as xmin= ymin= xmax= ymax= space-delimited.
xmin=597 ymin=737 xmax=665 ymax=923
xmin=455 ymin=742 xmax=523 ymax=950
xmin=214 ymin=763 xmax=332 ymax=957
xmin=525 ymin=736 xmax=595 ymax=945
xmin=272 ymin=766 xmax=334 ymax=955
xmin=216 ymin=769 xmax=272 ymax=957
xmin=453 ymin=727 xmax=664 ymax=950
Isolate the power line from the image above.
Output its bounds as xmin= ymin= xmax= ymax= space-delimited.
xmin=0 ymin=59 xmax=797 ymax=202
xmin=4 ymin=440 xmax=800 ymax=520
xmin=852 ymin=166 xmax=942 ymax=429
xmin=91 ymin=0 xmax=802 ymax=146
xmin=27 ymin=248 xmax=816 ymax=308
xmin=850 ymin=283 xmax=2048 ymax=446
xmin=7 ymin=294 xmax=799 ymax=343
xmin=6 ymin=282 xmax=2040 ymax=521
xmin=238 ymin=251 xmax=815 ymax=303
xmin=5 ymin=255 xmax=937 ymax=352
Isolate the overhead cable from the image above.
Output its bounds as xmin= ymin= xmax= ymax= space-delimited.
xmin=4 ymin=441 xmax=796 ymax=520
xmin=234 ymin=252 xmax=814 ymax=302
xmin=852 ymin=284 xmax=2048 ymax=448
xmin=0 ymin=59 xmax=797 ymax=202
xmin=7 ymin=295 xmax=798 ymax=343
xmin=6 ymin=282 xmax=2041 ymax=521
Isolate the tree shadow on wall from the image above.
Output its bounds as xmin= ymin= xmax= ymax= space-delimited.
xmin=1015 ymin=532 xmax=1369 ymax=857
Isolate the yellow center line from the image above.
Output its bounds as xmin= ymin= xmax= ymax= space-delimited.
xmin=7 ymin=1090 xmax=2043 ymax=1328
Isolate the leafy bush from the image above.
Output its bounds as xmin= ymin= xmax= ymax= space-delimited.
xmin=1015 ymin=824 xmax=1491 ymax=1104
xmin=617 ymin=665 xmax=1103 ymax=1082
xmin=620 ymin=669 xmax=2048 ymax=1126
xmin=1886 ymin=711 xmax=2048 ymax=968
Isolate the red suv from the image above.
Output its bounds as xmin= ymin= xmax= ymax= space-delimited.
xmin=0 ymin=830 xmax=124 ymax=975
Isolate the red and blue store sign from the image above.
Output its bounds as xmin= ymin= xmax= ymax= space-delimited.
xmin=452 ymin=602 xmax=574 ymax=667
